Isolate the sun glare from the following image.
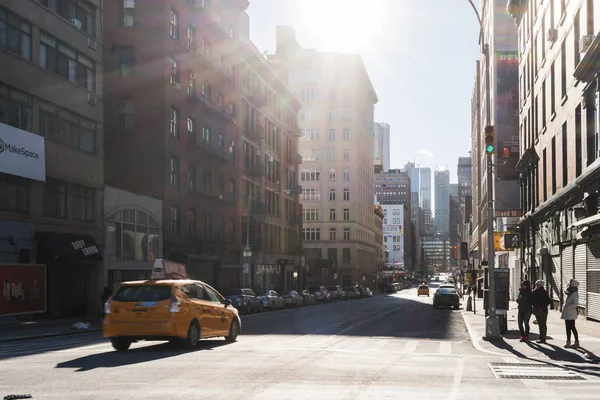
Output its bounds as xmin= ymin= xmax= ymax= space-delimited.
xmin=297 ymin=0 xmax=385 ymax=53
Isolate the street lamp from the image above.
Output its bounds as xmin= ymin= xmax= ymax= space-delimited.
xmin=466 ymin=0 xmax=500 ymax=338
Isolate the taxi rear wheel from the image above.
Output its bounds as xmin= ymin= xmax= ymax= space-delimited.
xmin=111 ymin=338 xmax=131 ymax=352
xmin=226 ymin=319 xmax=240 ymax=343
xmin=182 ymin=321 xmax=200 ymax=349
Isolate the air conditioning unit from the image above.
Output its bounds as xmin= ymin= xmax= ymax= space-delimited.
xmin=87 ymin=93 xmax=98 ymax=105
xmin=547 ymin=29 xmax=558 ymax=43
xmin=87 ymin=38 xmax=97 ymax=50
xmin=190 ymin=73 xmax=198 ymax=80
xmin=580 ymin=35 xmax=595 ymax=53
xmin=218 ymin=194 xmax=223 ymax=200
xmin=70 ymin=18 xmax=82 ymax=30
xmin=173 ymin=82 xmax=181 ymax=90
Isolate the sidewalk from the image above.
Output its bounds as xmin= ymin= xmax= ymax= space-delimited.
xmin=461 ymin=295 xmax=600 ymax=364
xmin=0 ymin=315 xmax=102 ymax=342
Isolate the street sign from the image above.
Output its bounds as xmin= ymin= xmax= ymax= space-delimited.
xmin=495 ymin=209 xmax=522 ymax=218
xmin=243 ymin=251 xmax=252 ymax=257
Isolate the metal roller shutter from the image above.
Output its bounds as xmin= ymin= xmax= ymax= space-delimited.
xmin=561 ymin=246 xmax=573 ymax=307
xmin=586 ymin=240 xmax=600 ymax=321
xmin=551 ymin=255 xmax=561 ymax=302
xmin=575 ymin=244 xmax=587 ymax=311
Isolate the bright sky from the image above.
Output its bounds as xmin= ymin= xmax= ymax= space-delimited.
xmin=247 ymin=0 xmax=481 ymax=183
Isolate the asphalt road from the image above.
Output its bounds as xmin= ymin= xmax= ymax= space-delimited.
xmin=1 ymin=283 xmax=599 ymax=399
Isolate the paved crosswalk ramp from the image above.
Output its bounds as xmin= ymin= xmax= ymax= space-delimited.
xmin=488 ymin=362 xmax=587 ymax=380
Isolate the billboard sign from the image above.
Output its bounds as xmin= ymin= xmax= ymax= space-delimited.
xmin=0 ymin=264 xmax=46 ymax=316
xmin=0 ymin=123 xmax=46 ymax=182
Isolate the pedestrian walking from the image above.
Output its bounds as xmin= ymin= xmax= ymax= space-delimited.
xmin=561 ymin=279 xmax=580 ymax=348
xmin=516 ymin=280 xmax=533 ymax=342
xmin=532 ymin=280 xmax=551 ymax=343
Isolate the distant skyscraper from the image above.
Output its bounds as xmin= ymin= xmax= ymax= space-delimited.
xmin=434 ymin=167 xmax=450 ymax=234
xmin=405 ymin=163 xmax=433 ymax=236
xmin=374 ymin=122 xmax=390 ymax=172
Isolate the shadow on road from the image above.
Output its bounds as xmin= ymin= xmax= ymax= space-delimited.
xmin=239 ymin=288 xmax=466 ymax=340
xmin=55 ymin=340 xmax=228 ymax=372
xmin=0 ymin=334 xmax=107 ymax=361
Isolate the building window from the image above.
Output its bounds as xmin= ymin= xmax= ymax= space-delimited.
xmin=106 ymin=209 xmax=160 ymax=261
xmin=204 ymin=211 xmax=212 ymax=239
xmin=187 ymin=25 xmax=195 ymax=52
xmin=170 ymin=107 xmax=179 ymax=138
xmin=329 ymin=149 xmax=336 ymax=161
xmin=343 ymin=208 xmax=349 ymax=220
xmin=0 ymin=173 xmax=29 ymax=214
xmin=39 ymin=101 xmax=96 ymax=153
xmin=343 ymin=150 xmax=349 ymax=161
xmin=329 ymin=228 xmax=336 ymax=241
xmin=229 ymin=218 xmax=235 ymax=242
xmin=343 ymin=228 xmax=350 ymax=240
xmin=40 ymin=32 xmax=95 ymax=91
xmin=188 ymin=209 xmax=195 ymax=236
xmin=187 ymin=117 xmax=196 ymax=144
xmin=342 ymin=248 xmax=351 ymax=262
xmin=303 ymin=208 xmax=321 ymax=221
xmin=329 ymin=129 xmax=335 ymax=141
xmin=170 ymin=205 xmax=180 ymax=235
xmin=550 ymin=62 xmax=556 ymax=114
xmin=300 ymin=169 xmax=320 ymax=181
xmin=329 ymin=189 xmax=336 ymax=201
xmin=329 ymin=170 xmax=336 ymax=181
xmin=330 ymin=208 xmax=336 ymax=220
xmin=202 ymin=125 xmax=212 ymax=143
xmin=187 ymin=163 xmax=196 ymax=191
xmin=343 ymin=109 xmax=349 ymax=121
xmin=343 ymin=188 xmax=350 ymax=201
xmin=302 ymin=188 xmax=320 ymax=201
xmin=41 ymin=0 xmax=96 ymax=36
xmin=120 ymin=0 xmax=135 ymax=27
xmin=169 ymin=156 xmax=180 ymax=188
xmin=562 ymin=122 xmax=568 ymax=187
xmin=170 ymin=56 xmax=180 ymax=86
xmin=170 ymin=8 xmax=179 ymax=40
xmin=560 ymin=41 xmax=566 ymax=98
xmin=119 ymin=98 xmax=135 ymax=132
xmin=0 ymin=84 xmax=32 ymax=132
xmin=303 ymin=228 xmax=320 ymax=241
xmin=43 ymin=178 xmax=67 ymax=218
xmin=72 ymin=184 xmax=94 ymax=221
xmin=203 ymin=169 xmax=212 ymax=193
xmin=0 ymin=8 xmax=32 ymax=60
xmin=343 ymin=129 xmax=349 ymax=141
xmin=117 ymin=46 xmax=134 ymax=78
xmin=328 ymin=110 xmax=335 ymax=121
xmin=343 ymin=169 xmax=350 ymax=181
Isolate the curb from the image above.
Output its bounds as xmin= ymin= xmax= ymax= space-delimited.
xmin=0 ymin=328 xmax=101 ymax=343
xmin=460 ymin=310 xmax=507 ymax=356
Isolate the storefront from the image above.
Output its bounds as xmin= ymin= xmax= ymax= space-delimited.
xmin=103 ymin=186 xmax=163 ymax=291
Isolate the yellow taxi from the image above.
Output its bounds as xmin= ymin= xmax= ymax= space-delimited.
xmin=103 ymin=279 xmax=241 ymax=351
xmin=417 ymin=284 xmax=430 ymax=297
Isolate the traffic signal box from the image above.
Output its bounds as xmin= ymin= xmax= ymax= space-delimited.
xmin=484 ymin=125 xmax=495 ymax=155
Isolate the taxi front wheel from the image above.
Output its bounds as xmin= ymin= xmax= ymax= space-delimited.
xmin=226 ymin=319 xmax=240 ymax=343
xmin=111 ymin=338 xmax=131 ymax=352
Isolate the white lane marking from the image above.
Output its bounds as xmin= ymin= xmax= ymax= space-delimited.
xmin=449 ymin=357 xmax=464 ymax=400
xmin=308 ymin=309 xmax=397 ymax=347
xmin=401 ymin=340 xmax=419 ymax=354
xmin=438 ymin=341 xmax=453 ymax=355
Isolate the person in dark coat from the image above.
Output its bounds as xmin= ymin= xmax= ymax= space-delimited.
xmin=531 ymin=280 xmax=551 ymax=343
xmin=516 ymin=280 xmax=533 ymax=342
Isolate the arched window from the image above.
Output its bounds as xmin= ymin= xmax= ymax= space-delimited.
xmin=106 ymin=209 xmax=160 ymax=261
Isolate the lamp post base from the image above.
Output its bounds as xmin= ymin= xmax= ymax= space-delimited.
xmin=485 ymin=315 xmax=501 ymax=338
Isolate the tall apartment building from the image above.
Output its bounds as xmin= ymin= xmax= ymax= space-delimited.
xmin=374 ymin=122 xmax=390 ymax=172
xmin=457 ymin=156 xmax=472 ymax=245
xmin=0 ymin=0 xmax=104 ymax=318
xmin=509 ymin=0 xmax=600 ymax=317
xmin=420 ymin=167 xmax=433 ymax=235
xmin=103 ymin=0 xmax=303 ymax=292
xmin=434 ymin=167 xmax=450 ymax=234
xmin=470 ymin=60 xmax=482 ymax=263
xmin=272 ymin=26 xmax=379 ymax=287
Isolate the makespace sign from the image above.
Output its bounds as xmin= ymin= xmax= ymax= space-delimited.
xmin=0 ymin=122 xmax=46 ymax=182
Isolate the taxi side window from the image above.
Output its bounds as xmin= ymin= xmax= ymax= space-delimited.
xmin=181 ymin=284 xmax=202 ymax=299
xmin=203 ymin=286 xmax=222 ymax=303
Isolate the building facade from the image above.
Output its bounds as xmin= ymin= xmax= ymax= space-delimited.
xmin=103 ymin=0 xmax=303 ymax=292
xmin=434 ymin=167 xmax=450 ymax=234
xmin=382 ymin=204 xmax=405 ymax=269
xmin=374 ymin=122 xmax=390 ymax=172
xmin=272 ymin=26 xmax=379 ymax=287
xmin=0 ymin=0 xmax=105 ymax=318
xmin=374 ymin=204 xmax=384 ymax=286
xmin=509 ymin=0 xmax=600 ymax=316
xmin=458 ymin=156 xmax=473 ymax=251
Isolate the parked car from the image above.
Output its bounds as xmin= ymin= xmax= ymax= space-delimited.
xmin=280 ymin=290 xmax=304 ymax=308
xmin=433 ymin=287 xmax=460 ymax=309
xmin=221 ymin=288 xmax=263 ymax=313
xmin=300 ymin=289 xmax=317 ymax=306
xmin=310 ymin=286 xmax=331 ymax=302
xmin=255 ymin=290 xmax=285 ymax=311
xmin=327 ymin=286 xmax=347 ymax=301
xmin=344 ymin=286 xmax=361 ymax=299
xmin=103 ymin=279 xmax=241 ymax=351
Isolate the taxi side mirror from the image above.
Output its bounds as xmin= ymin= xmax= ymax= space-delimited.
xmin=224 ymin=299 xmax=232 ymax=307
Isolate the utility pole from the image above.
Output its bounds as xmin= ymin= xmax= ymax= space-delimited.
xmin=467 ymin=0 xmax=500 ymax=338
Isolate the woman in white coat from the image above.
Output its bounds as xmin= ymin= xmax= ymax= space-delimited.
xmin=561 ymin=279 xmax=580 ymax=348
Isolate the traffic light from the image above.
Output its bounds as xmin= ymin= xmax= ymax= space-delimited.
xmin=484 ymin=125 xmax=495 ymax=155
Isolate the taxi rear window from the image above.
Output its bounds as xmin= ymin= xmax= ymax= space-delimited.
xmin=419 ymin=285 xmax=428 ymax=289
xmin=112 ymin=286 xmax=172 ymax=302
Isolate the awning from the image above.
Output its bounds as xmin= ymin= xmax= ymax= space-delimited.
xmin=36 ymin=232 xmax=103 ymax=263
xmin=569 ymin=213 xmax=600 ymax=230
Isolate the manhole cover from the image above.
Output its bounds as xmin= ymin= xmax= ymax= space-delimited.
xmin=488 ymin=362 xmax=586 ymax=380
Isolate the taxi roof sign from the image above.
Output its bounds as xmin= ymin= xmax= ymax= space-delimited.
xmin=151 ymin=259 xmax=188 ymax=280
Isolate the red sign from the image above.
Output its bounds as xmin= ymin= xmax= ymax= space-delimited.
xmin=151 ymin=260 xmax=187 ymax=280
xmin=0 ymin=264 xmax=46 ymax=317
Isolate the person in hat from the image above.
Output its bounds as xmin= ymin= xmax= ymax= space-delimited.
xmin=516 ymin=280 xmax=533 ymax=342
xmin=532 ymin=280 xmax=551 ymax=343
xmin=561 ymin=279 xmax=580 ymax=348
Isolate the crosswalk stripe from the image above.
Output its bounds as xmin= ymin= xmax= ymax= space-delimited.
xmin=438 ymin=341 xmax=452 ymax=355
xmin=401 ymin=340 xmax=419 ymax=354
